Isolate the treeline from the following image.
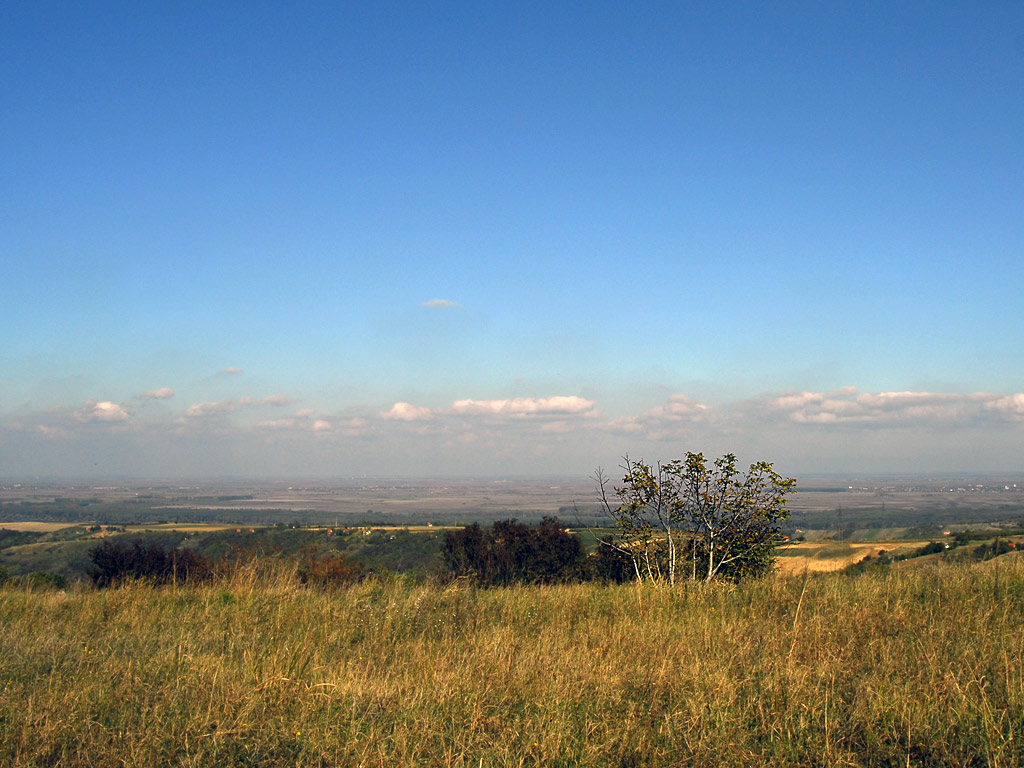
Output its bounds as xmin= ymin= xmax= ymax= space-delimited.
xmin=845 ymin=532 xmax=1023 ymax=574
xmin=86 ymin=539 xmax=373 ymax=589
xmin=83 ymin=518 xmax=631 ymax=589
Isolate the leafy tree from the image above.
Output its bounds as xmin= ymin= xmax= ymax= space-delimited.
xmin=599 ymin=452 xmax=796 ymax=583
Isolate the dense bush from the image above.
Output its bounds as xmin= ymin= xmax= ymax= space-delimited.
xmin=88 ymin=540 xmax=212 ymax=588
xmin=296 ymin=549 xmax=367 ymax=587
xmin=973 ymin=538 xmax=1018 ymax=560
xmin=442 ymin=517 xmax=586 ymax=585
xmin=589 ymin=536 xmax=635 ymax=583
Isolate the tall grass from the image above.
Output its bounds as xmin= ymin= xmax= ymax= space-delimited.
xmin=1 ymin=558 xmax=1022 ymax=766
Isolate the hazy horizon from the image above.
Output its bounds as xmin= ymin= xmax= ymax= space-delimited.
xmin=3 ymin=3 xmax=1022 ymax=479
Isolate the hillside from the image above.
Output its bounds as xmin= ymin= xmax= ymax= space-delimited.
xmin=1 ymin=559 xmax=1022 ymax=766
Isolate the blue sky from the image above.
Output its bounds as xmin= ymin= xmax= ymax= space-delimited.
xmin=2 ymin=1 xmax=1022 ymax=479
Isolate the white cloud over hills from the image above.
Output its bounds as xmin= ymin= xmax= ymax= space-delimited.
xmin=183 ymin=400 xmax=240 ymax=419
xmin=135 ymin=387 xmax=174 ymax=400
xmin=421 ymin=299 xmax=461 ymax=309
xmin=75 ymin=401 xmax=131 ymax=423
xmin=382 ymin=402 xmax=434 ymax=422
xmin=761 ymin=388 xmax=1023 ymax=427
xmin=4 ymin=386 xmax=1024 ymax=477
xmin=450 ymin=396 xmax=596 ymax=417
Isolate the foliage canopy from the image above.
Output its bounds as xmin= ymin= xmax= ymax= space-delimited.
xmin=598 ymin=452 xmax=796 ymax=583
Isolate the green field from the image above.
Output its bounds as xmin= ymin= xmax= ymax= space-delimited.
xmin=2 ymin=558 xmax=1022 ymax=766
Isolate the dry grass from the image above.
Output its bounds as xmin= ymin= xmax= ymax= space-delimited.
xmin=1 ymin=560 xmax=1023 ymax=766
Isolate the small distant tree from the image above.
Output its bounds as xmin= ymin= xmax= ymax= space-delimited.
xmin=598 ymin=452 xmax=796 ymax=583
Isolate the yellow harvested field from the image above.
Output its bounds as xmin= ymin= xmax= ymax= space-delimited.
xmin=124 ymin=523 xmax=249 ymax=532
xmin=0 ymin=522 xmax=80 ymax=532
xmin=775 ymin=541 xmax=889 ymax=574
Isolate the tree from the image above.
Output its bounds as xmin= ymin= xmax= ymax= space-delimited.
xmin=598 ymin=452 xmax=796 ymax=583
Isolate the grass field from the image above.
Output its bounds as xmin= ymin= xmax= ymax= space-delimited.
xmin=1 ymin=557 xmax=1022 ymax=767
xmin=774 ymin=541 xmax=939 ymax=574
xmin=0 ymin=522 xmax=81 ymax=532
xmin=775 ymin=541 xmax=884 ymax=573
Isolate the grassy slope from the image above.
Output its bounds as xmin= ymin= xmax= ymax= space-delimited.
xmin=0 ymin=525 xmax=448 ymax=580
xmin=2 ymin=560 xmax=1023 ymax=767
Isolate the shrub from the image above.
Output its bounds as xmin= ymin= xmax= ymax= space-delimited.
xmin=587 ymin=536 xmax=635 ymax=583
xmin=88 ymin=540 xmax=212 ymax=588
xmin=20 ymin=571 xmax=68 ymax=589
xmin=913 ymin=541 xmax=947 ymax=557
xmin=442 ymin=517 xmax=586 ymax=585
xmin=972 ymin=538 xmax=1016 ymax=561
xmin=296 ymin=549 xmax=367 ymax=587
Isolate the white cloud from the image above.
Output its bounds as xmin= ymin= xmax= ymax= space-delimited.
xmin=184 ymin=400 xmax=238 ymax=418
xmin=789 ymin=410 xmax=840 ymax=424
xmin=660 ymin=394 xmax=712 ymax=419
xmin=218 ymin=367 xmax=243 ymax=376
xmin=607 ymin=393 xmax=712 ymax=438
xmin=255 ymin=418 xmax=297 ymax=430
xmin=774 ymin=391 xmax=826 ymax=410
xmin=7 ymin=383 xmax=1024 ymax=477
xmin=606 ymin=417 xmax=646 ymax=434
xmin=450 ymin=396 xmax=596 ymax=417
xmin=261 ymin=393 xmax=296 ymax=407
xmin=382 ymin=402 xmax=434 ymax=421
xmin=985 ymin=393 xmax=1024 ymax=416
xmin=540 ymin=420 xmax=574 ymax=434
xmin=764 ymin=388 xmax=1023 ymax=426
xmin=76 ymin=401 xmax=131 ymax=423
xmin=136 ymin=387 xmax=174 ymax=400
xmin=854 ymin=391 xmax=983 ymax=409
xmin=604 ymin=387 xmax=1024 ymax=442
xmin=422 ymin=298 xmax=461 ymax=309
